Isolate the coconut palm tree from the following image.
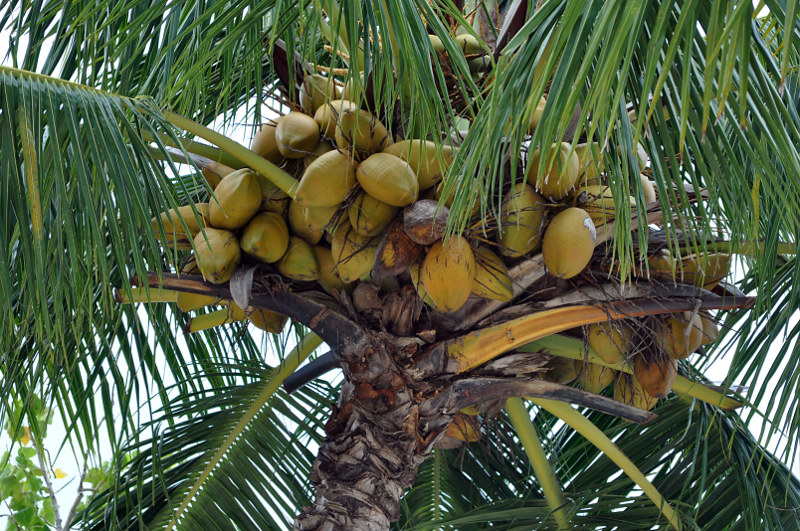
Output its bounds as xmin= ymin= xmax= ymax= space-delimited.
xmin=2 ymin=0 xmax=800 ymax=529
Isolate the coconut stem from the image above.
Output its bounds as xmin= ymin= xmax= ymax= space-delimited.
xmin=505 ymin=398 xmax=570 ymax=530
xmin=162 ymin=111 xmax=298 ymax=197
xmin=531 ymin=398 xmax=682 ymax=530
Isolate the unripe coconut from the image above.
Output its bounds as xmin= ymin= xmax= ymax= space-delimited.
xmin=384 ymin=140 xmax=455 ymax=191
xmin=542 ymin=207 xmax=596 ymax=279
xmin=659 ymin=312 xmax=703 ymax=360
xmin=356 ymin=153 xmax=419 ymax=207
xmin=299 ymin=73 xmax=340 ymax=114
xmin=287 ymin=200 xmax=323 ymax=245
xmin=420 ymin=235 xmax=476 ymax=313
xmin=209 ymin=169 xmax=262 ymax=230
xmin=248 ymin=308 xmax=288 ymax=334
xmin=303 ymin=141 xmax=336 ymax=169
xmin=276 ymin=112 xmax=320 ymax=158
xmin=277 ymin=237 xmax=320 ymax=281
xmin=541 ymin=356 xmax=578 ymax=385
xmin=152 ymin=203 xmax=209 ymax=250
xmin=614 ymin=374 xmax=657 ymax=412
xmin=251 ymin=120 xmax=284 ymax=163
xmin=681 ymin=253 xmax=730 ymax=290
xmin=575 ymin=185 xmax=637 ymax=227
xmin=201 ymin=161 xmax=234 ymax=190
xmin=341 ymin=71 xmax=366 ymax=103
xmin=428 ymin=34 xmax=445 ymax=55
xmin=330 ymin=221 xmax=380 ymax=283
xmin=239 ymin=212 xmax=290 ymax=263
xmin=193 ymin=228 xmax=242 ymax=284
xmin=575 ymin=361 xmax=616 ymax=394
xmin=527 ymin=96 xmax=547 ymax=133
xmin=312 ymin=245 xmax=351 ymax=294
xmin=335 ymin=108 xmax=392 ymax=153
xmin=348 ymin=191 xmax=398 ymax=237
xmin=294 ymin=150 xmax=357 ymax=207
xmin=471 ymin=247 xmax=514 ymax=301
xmin=498 ymin=183 xmax=547 ymax=258
xmin=634 ymin=355 xmax=677 ymax=399
xmin=257 ymin=175 xmax=290 ymax=214
xmin=575 ymin=142 xmax=604 ymax=184
xmin=527 ymin=142 xmax=580 ymax=200
xmin=455 ymin=33 xmax=482 ymax=55
xmin=314 ymin=99 xmax=360 ymax=139
xmin=587 ymin=322 xmax=633 ymax=364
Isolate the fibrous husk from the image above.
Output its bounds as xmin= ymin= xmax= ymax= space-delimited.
xmin=288 ymin=200 xmax=323 ymax=245
xmin=541 ymin=356 xmax=578 ymax=385
xmin=348 ymin=191 xmax=398 ymax=237
xmin=257 ymin=174 xmax=291 ymax=214
xmin=152 ymin=203 xmax=209 ymax=250
xmin=312 ymin=245 xmax=351 ymax=294
xmin=575 ymin=361 xmax=616 ymax=394
xmin=314 ymin=99 xmax=360 ymax=139
xmin=542 ymin=207 xmax=597 ymax=279
xmin=295 ymin=150 xmax=357 ymax=207
xmin=248 ymin=307 xmax=289 ymax=333
xmin=335 ymin=108 xmax=392 ymax=154
xmin=251 ymin=120 xmax=284 ymax=163
xmin=239 ymin=211 xmax=290 ymax=263
xmin=383 ymin=140 xmax=455 ymax=191
xmin=176 ymin=292 xmax=224 ymax=312
xmin=372 ymin=218 xmax=423 ymax=280
xmin=471 ymin=247 xmax=514 ymax=301
xmin=420 ymin=235 xmax=475 ymax=313
xmin=659 ymin=312 xmax=703 ymax=360
xmin=208 ymin=169 xmax=262 ymax=230
xmin=403 ymin=199 xmax=449 ymax=245
xmin=277 ymin=237 xmax=320 ymax=281
xmin=276 ymin=112 xmax=320 ymax=158
xmin=356 ymin=153 xmax=419 ymax=207
xmin=193 ymin=228 xmax=242 ymax=284
xmin=614 ymin=373 xmax=657 ymax=412
xmin=330 ymin=221 xmax=380 ymax=283
xmin=527 ymin=142 xmax=580 ymax=200
xmin=587 ymin=322 xmax=633 ymax=364
xmin=498 ymin=183 xmax=547 ymax=258
xmin=634 ymin=355 xmax=677 ymax=399
xmin=300 ymin=73 xmax=340 ymax=114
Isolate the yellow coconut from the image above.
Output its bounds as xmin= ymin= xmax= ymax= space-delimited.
xmin=299 ymin=73 xmax=340 ymax=114
xmin=239 ymin=212 xmax=290 ymax=263
xmin=445 ymin=412 xmax=481 ymax=442
xmin=372 ymin=219 xmax=423 ymax=279
xmin=248 ymin=308 xmax=289 ymax=334
xmin=527 ymin=142 xmax=581 ymax=200
xmin=587 ymin=322 xmax=633 ymax=364
xmin=659 ymin=312 xmax=704 ymax=360
xmin=176 ymin=292 xmax=224 ymax=313
xmin=471 ymin=247 xmax=514 ymax=301
xmin=152 ymin=203 xmax=209 ymax=250
xmin=634 ymin=355 xmax=677 ymax=399
xmin=348 ymin=191 xmax=398 ymax=237
xmin=312 ymin=245 xmax=351 ymax=294
xmin=201 ymin=161 xmax=234 ymax=190
xmin=335 ymin=108 xmax=392 ymax=153
xmin=314 ymin=99 xmax=360 ymax=139
xmin=383 ymin=140 xmax=456 ymax=191
xmin=287 ymin=200 xmax=323 ymax=245
xmin=420 ymin=235 xmax=476 ymax=313
xmin=409 ymin=262 xmax=439 ymax=309
xmin=541 ymin=356 xmax=578 ymax=385
xmin=681 ymin=253 xmax=730 ymax=290
xmin=542 ymin=207 xmax=597 ymax=279
xmin=330 ymin=221 xmax=380 ymax=283
xmin=257 ymin=174 xmax=291 ymax=214
xmin=498 ymin=183 xmax=547 ymax=258
xmin=277 ymin=237 xmax=320 ymax=281
xmin=251 ymin=120 xmax=284 ymax=163
xmin=193 ymin=228 xmax=242 ymax=284
xmin=699 ymin=313 xmax=719 ymax=346
xmin=276 ymin=112 xmax=320 ymax=158
xmin=208 ymin=169 xmax=262 ymax=230
xmin=294 ymin=150 xmax=357 ymax=207
xmin=575 ymin=142 xmax=604 ymax=184
xmin=575 ymin=361 xmax=616 ymax=394
xmin=356 ymin=152 xmax=419 ymax=207
xmin=303 ymin=141 xmax=336 ymax=169
xmin=614 ymin=374 xmax=657 ymax=411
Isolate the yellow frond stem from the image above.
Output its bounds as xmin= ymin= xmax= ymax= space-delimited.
xmin=184 ymin=308 xmax=243 ymax=333
xmin=114 ymin=287 xmax=179 ymax=304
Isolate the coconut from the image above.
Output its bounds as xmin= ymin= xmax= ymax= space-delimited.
xmin=541 ymin=356 xmax=578 ymax=385
xmin=428 ymin=34 xmax=445 ymax=55
xmin=471 ymin=247 xmax=514 ymax=301
xmin=455 ymin=33 xmax=482 ymax=55
xmin=277 ymin=237 xmax=320 ymax=281
xmin=239 ymin=212 xmax=290 ymax=263
xmin=384 ymin=140 xmax=455 ymax=191
xmin=276 ymin=112 xmax=320 ymax=158
xmin=409 ymin=262 xmax=439 ymax=309
xmin=634 ymin=355 xmax=677 ymax=399
xmin=699 ymin=313 xmax=719 ymax=346
xmin=527 ymin=96 xmax=547 ymax=133
xmin=587 ymin=322 xmax=633 ymax=364
xmin=257 ymin=175 xmax=290 ymax=214
xmin=330 ymin=221 xmax=380 ymax=283
xmin=403 ymin=199 xmax=449 ymax=245
xmin=575 ymin=361 xmax=616 ymax=394
xmin=527 ymin=142 xmax=581 ymax=200
xmin=201 ymin=161 xmax=234 ymax=190
xmin=251 ymin=120 xmax=284 ymax=163
xmin=248 ymin=308 xmax=288 ymax=333
xmin=193 ymin=228 xmax=242 ymax=284
xmin=445 ymin=412 xmax=481 ymax=442
xmin=208 ymin=169 xmax=262 ymax=230
xmin=314 ymin=99 xmax=360 ymax=139
xmin=348 ymin=191 xmax=398 ymax=237
xmin=498 ymin=183 xmax=547 ymax=258
xmin=659 ymin=312 xmax=703 ymax=360
xmin=176 ymin=292 xmax=223 ymax=312
xmin=638 ymin=174 xmax=657 ymax=205
xmin=152 ymin=203 xmax=209 ymax=250
xmin=614 ymin=374 xmax=657 ymax=411
xmin=542 ymin=207 xmax=596 ymax=279
xmin=294 ymin=150 xmax=357 ymax=207
xmin=420 ymin=235 xmax=476 ymax=313
xmin=303 ymin=141 xmax=336 ymax=169
xmin=372 ymin=218 xmax=423 ymax=279
xmin=287 ymin=200 xmax=323 ymax=245
xmin=312 ymin=245 xmax=351 ymax=294
xmin=356 ymin=153 xmax=419 ymax=207
xmin=335 ymin=108 xmax=392 ymax=153
xmin=299 ymin=73 xmax=340 ymax=114
xmin=575 ymin=142 xmax=604 ymax=184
